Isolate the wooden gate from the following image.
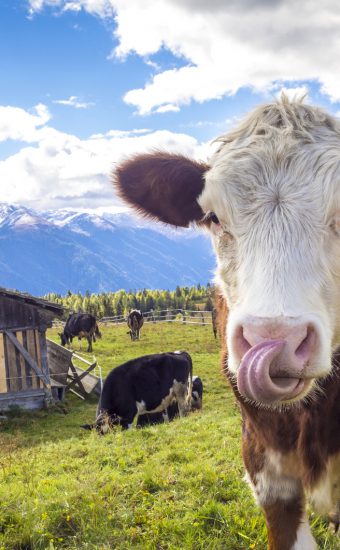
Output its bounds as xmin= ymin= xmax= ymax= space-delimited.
xmin=47 ymin=339 xmax=100 ymax=399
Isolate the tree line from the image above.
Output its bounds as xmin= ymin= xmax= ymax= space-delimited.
xmin=44 ymin=284 xmax=215 ymax=319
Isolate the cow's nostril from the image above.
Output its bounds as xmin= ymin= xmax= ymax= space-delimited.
xmin=234 ymin=325 xmax=252 ymax=359
xmin=295 ymin=325 xmax=316 ymax=362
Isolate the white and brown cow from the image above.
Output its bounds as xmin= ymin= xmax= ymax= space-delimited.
xmin=114 ymin=97 xmax=340 ymax=549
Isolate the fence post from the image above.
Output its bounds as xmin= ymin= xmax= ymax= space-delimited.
xmin=182 ymin=311 xmax=186 ymax=324
xmin=200 ymin=311 xmax=205 ymax=325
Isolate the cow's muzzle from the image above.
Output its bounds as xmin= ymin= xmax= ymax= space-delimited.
xmin=233 ymin=319 xmax=318 ymax=404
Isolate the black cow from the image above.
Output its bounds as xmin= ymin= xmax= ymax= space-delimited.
xmin=127 ymin=309 xmax=144 ymax=341
xmin=59 ymin=313 xmax=101 ymax=352
xmin=137 ymin=375 xmax=203 ymax=427
xmin=82 ymin=351 xmax=193 ymax=432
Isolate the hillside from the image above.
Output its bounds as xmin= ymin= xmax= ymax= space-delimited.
xmin=0 ymin=203 xmax=215 ymax=295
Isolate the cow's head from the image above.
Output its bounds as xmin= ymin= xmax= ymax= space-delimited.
xmin=191 ymin=376 xmax=203 ymax=410
xmin=114 ymin=98 xmax=340 ymax=409
xmin=81 ymin=411 xmax=120 ymax=434
xmin=59 ymin=332 xmax=68 ymax=347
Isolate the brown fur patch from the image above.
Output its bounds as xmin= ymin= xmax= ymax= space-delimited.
xmin=113 ymin=152 xmax=207 ymax=227
xmin=264 ymin=496 xmax=305 ymax=550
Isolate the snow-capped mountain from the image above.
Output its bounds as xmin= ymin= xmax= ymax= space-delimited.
xmin=0 ymin=203 xmax=215 ymax=295
xmin=0 ymin=203 xmax=53 ymax=231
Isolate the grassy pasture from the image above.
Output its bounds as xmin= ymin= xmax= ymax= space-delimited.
xmin=0 ymin=322 xmax=338 ymax=549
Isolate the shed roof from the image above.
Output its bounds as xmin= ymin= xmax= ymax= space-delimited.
xmin=0 ymin=288 xmax=64 ymax=317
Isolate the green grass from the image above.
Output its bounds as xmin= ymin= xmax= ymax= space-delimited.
xmin=0 ymin=323 xmax=338 ymax=549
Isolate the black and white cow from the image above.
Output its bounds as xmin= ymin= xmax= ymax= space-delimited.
xmin=59 ymin=312 xmax=101 ymax=352
xmin=191 ymin=375 xmax=203 ymax=410
xmin=82 ymin=351 xmax=193 ymax=432
xmin=136 ymin=375 xmax=203 ymax=427
xmin=127 ymin=309 xmax=144 ymax=341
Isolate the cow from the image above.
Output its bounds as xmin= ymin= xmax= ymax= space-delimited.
xmin=82 ymin=351 xmax=193 ymax=432
xmin=127 ymin=309 xmax=144 ymax=341
xmin=191 ymin=375 xmax=203 ymax=410
xmin=136 ymin=375 xmax=203 ymax=427
xmin=113 ymin=96 xmax=340 ymax=549
xmin=211 ymin=308 xmax=218 ymax=339
xmin=59 ymin=312 xmax=101 ymax=352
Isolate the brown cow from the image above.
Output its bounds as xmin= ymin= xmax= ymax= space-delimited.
xmin=114 ymin=97 xmax=340 ymax=549
xmin=211 ymin=308 xmax=218 ymax=339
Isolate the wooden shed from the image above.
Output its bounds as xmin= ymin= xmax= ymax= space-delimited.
xmin=0 ymin=288 xmax=64 ymax=411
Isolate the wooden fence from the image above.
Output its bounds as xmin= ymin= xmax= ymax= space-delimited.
xmin=52 ymin=309 xmax=214 ymax=328
xmin=101 ymin=309 xmax=214 ymax=326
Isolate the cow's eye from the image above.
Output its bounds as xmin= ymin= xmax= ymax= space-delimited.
xmin=205 ymin=211 xmax=220 ymax=225
xmin=210 ymin=212 xmax=220 ymax=225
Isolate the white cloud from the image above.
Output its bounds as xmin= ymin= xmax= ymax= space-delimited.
xmin=28 ymin=0 xmax=340 ymax=114
xmin=155 ymin=104 xmax=180 ymax=114
xmin=0 ymin=103 xmax=212 ymax=210
xmin=0 ymin=104 xmax=51 ymax=142
xmin=29 ymin=0 xmax=114 ymax=17
xmin=53 ymin=95 xmax=95 ymax=109
xmin=90 ymin=128 xmax=152 ymax=138
xmin=274 ymin=85 xmax=309 ymax=102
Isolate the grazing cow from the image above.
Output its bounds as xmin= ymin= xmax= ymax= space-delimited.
xmin=127 ymin=309 xmax=144 ymax=341
xmin=114 ymin=97 xmax=340 ymax=549
xmin=82 ymin=351 xmax=193 ymax=432
xmin=137 ymin=375 xmax=203 ymax=427
xmin=59 ymin=313 xmax=101 ymax=352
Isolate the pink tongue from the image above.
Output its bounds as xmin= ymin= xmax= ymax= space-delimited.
xmin=237 ymin=340 xmax=303 ymax=404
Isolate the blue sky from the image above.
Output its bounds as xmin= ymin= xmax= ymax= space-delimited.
xmin=1 ymin=0 xmax=339 ymax=211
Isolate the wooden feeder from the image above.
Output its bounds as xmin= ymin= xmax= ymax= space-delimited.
xmin=0 ymin=288 xmax=64 ymax=411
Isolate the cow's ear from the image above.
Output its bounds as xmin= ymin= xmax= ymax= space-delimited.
xmin=113 ymin=152 xmax=208 ymax=227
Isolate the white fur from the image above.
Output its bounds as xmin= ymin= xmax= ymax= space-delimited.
xmin=245 ymin=449 xmax=300 ymax=506
xmin=291 ymin=515 xmax=317 ymax=550
xmin=136 ymin=400 xmax=147 ymax=414
xmin=136 ymin=387 xmax=175 ymax=415
xmin=137 ymin=377 xmax=192 ymax=418
xmin=198 ymin=98 xmax=340 ymax=381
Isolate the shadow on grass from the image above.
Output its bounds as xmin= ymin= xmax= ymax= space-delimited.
xmin=0 ymin=394 xmax=98 ymax=450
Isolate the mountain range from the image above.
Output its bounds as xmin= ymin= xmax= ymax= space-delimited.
xmin=0 ymin=203 xmax=215 ymax=295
